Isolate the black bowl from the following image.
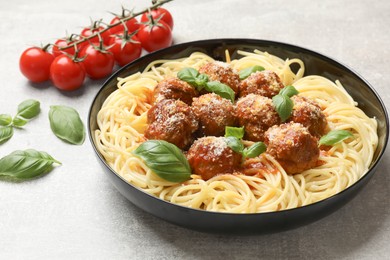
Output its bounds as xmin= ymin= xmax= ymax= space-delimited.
xmin=88 ymin=39 xmax=389 ymax=234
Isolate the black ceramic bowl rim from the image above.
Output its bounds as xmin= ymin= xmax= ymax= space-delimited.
xmin=88 ymin=38 xmax=389 ymax=234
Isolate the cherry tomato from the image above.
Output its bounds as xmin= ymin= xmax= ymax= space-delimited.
xmin=19 ymin=46 xmax=54 ymax=83
xmin=50 ymin=55 xmax=85 ymax=91
xmin=141 ymin=8 xmax=174 ymax=30
xmin=80 ymin=45 xmax=115 ymax=79
xmin=52 ymin=39 xmax=76 ymax=57
xmin=109 ymin=34 xmax=142 ymax=67
xmin=109 ymin=16 xmax=140 ymax=35
xmin=81 ymin=26 xmax=110 ymax=46
xmin=137 ymin=21 xmax=172 ymax=52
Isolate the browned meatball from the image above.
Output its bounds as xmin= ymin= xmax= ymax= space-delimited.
xmin=239 ymin=70 xmax=284 ymax=98
xmin=198 ymin=61 xmax=240 ymax=95
xmin=264 ymin=122 xmax=319 ymax=174
xmin=290 ymin=96 xmax=328 ymax=137
xmin=152 ymin=77 xmax=198 ymax=105
xmin=145 ymin=99 xmax=198 ymax=149
xmin=187 ymin=136 xmax=242 ymax=180
xmin=235 ymin=94 xmax=280 ymax=141
xmin=192 ymin=93 xmax=237 ymax=137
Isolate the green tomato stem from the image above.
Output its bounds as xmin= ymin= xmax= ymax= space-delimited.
xmin=59 ymin=0 xmax=173 ymax=51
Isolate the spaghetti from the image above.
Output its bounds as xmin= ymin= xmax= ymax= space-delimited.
xmin=94 ymin=50 xmax=378 ymax=213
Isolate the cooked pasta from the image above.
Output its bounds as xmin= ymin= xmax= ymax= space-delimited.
xmin=94 ymin=50 xmax=378 ymax=213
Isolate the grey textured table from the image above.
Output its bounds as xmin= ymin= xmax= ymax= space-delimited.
xmin=1 ymin=0 xmax=389 ymax=259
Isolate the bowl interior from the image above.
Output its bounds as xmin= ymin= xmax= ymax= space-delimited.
xmin=88 ymin=39 xmax=388 ymax=233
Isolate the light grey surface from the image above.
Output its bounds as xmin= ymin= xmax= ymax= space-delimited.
xmin=1 ymin=0 xmax=389 ymax=259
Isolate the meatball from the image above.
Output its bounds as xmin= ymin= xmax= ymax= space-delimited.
xmin=198 ymin=61 xmax=240 ymax=95
xmin=152 ymin=77 xmax=198 ymax=105
xmin=192 ymin=93 xmax=237 ymax=136
xmin=290 ymin=96 xmax=327 ymax=137
xmin=264 ymin=122 xmax=319 ymax=174
xmin=187 ymin=136 xmax=242 ymax=180
xmin=145 ymin=99 xmax=198 ymax=149
xmin=235 ymin=94 xmax=280 ymax=141
xmin=239 ymin=70 xmax=284 ymax=98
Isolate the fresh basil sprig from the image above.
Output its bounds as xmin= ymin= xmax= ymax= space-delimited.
xmin=0 ymin=114 xmax=12 ymax=126
xmin=133 ymin=140 xmax=191 ymax=182
xmin=225 ymin=136 xmax=245 ymax=154
xmin=272 ymin=86 xmax=299 ymax=122
xmin=16 ymin=99 xmax=41 ymax=120
xmin=239 ymin=65 xmax=265 ymax=80
xmin=0 ymin=126 xmax=13 ymax=145
xmin=49 ymin=105 xmax=86 ymax=145
xmin=243 ymin=142 xmax=267 ymax=158
xmin=177 ymin=68 xmax=209 ymax=90
xmin=224 ymin=126 xmax=266 ymax=160
xmin=0 ymin=149 xmax=61 ymax=180
xmin=0 ymin=99 xmax=40 ymax=145
xmin=225 ymin=126 xmax=245 ymax=139
xmin=279 ymin=85 xmax=299 ymax=97
xmin=319 ymin=130 xmax=354 ymax=146
xmin=177 ymin=67 xmax=235 ymax=102
xmin=12 ymin=117 xmax=28 ymax=128
xmin=205 ymin=81 xmax=235 ymax=103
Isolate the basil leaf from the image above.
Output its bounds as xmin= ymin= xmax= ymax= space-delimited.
xmin=177 ymin=68 xmax=208 ymax=91
xmin=319 ymin=130 xmax=354 ymax=146
xmin=133 ymin=140 xmax=191 ymax=182
xmin=205 ymin=81 xmax=235 ymax=103
xmin=177 ymin=68 xmax=200 ymax=86
xmin=195 ymin=73 xmax=209 ymax=90
xmin=0 ymin=149 xmax=61 ymax=180
xmin=0 ymin=126 xmax=13 ymax=145
xmin=279 ymin=85 xmax=299 ymax=98
xmin=239 ymin=65 xmax=265 ymax=80
xmin=272 ymin=94 xmax=294 ymax=122
xmin=243 ymin=142 xmax=266 ymax=158
xmin=225 ymin=126 xmax=245 ymax=139
xmin=49 ymin=105 xmax=85 ymax=145
xmin=0 ymin=114 xmax=12 ymax=126
xmin=224 ymin=136 xmax=244 ymax=154
xmin=12 ymin=116 xmax=28 ymax=128
xmin=16 ymin=99 xmax=40 ymax=119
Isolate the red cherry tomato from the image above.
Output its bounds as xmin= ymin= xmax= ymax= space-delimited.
xmin=141 ymin=8 xmax=174 ymax=30
xmin=52 ymin=39 xmax=75 ymax=57
xmin=50 ymin=55 xmax=85 ymax=91
xmin=80 ymin=45 xmax=115 ymax=79
xmin=109 ymin=34 xmax=142 ymax=67
xmin=109 ymin=16 xmax=140 ymax=35
xmin=19 ymin=47 xmax=54 ymax=83
xmin=137 ymin=20 xmax=172 ymax=52
xmin=81 ymin=26 xmax=110 ymax=46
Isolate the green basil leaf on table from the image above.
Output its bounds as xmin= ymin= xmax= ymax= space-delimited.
xmin=12 ymin=116 xmax=28 ymax=128
xmin=49 ymin=105 xmax=85 ymax=145
xmin=16 ymin=99 xmax=40 ymax=119
xmin=272 ymin=94 xmax=294 ymax=122
xmin=239 ymin=65 xmax=265 ymax=80
xmin=133 ymin=140 xmax=191 ymax=182
xmin=319 ymin=130 xmax=354 ymax=146
xmin=0 ymin=149 xmax=61 ymax=180
xmin=225 ymin=126 xmax=245 ymax=139
xmin=205 ymin=81 xmax=235 ymax=103
xmin=0 ymin=126 xmax=13 ymax=145
xmin=0 ymin=114 xmax=12 ymax=126
xmin=243 ymin=142 xmax=267 ymax=158
xmin=224 ymin=136 xmax=244 ymax=154
xmin=279 ymin=85 xmax=299 ymax=98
